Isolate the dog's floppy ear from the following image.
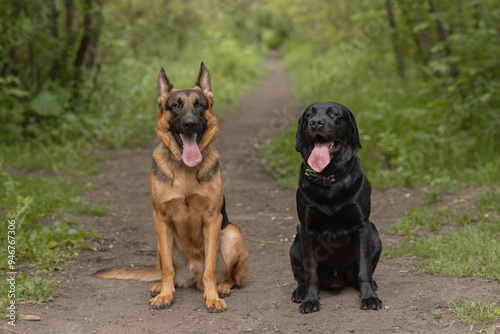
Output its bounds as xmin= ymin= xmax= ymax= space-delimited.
xmin=295 ymin=113 xmax=304 ymax=152
xmin=347 ymin=108 xmax=362 ymax=148
xmin=157 ymin=67 xmax=174 ymax=105
xmin=195 ymin=62 xmax=214 ymax=106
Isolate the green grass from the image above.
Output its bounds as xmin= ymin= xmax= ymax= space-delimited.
xmin=384 ymin=187 xmax=500 ymax=281
xmin=0 ymin=138 xmax=104 ymax=175
xmin=449 ymin=297 xmax=500 ymax=325
xmin=433 ymin=307 xmax=443 ymax=319
xmin=260 ymin=126 xmax=302 ymax=187
xmin=1 ymin=273 xmax=61 ymax=309
xmin=1 ymin=173 xmax=110 ymax=222
xmin=421 ymin=180 xmax=461 ymax=205
xmin=386 ymin=188 xmax=500 ymax=326
xmin=0 ymin=168 xmax=106 ymax=270
xmin=0 ymin=167 xmax=106 ymax=318
xmin=386 ymin=207 xmax=452 ymax=237
xmin=409 ymin=223 xmax=499 ymax=279
xmin=475 ymin=187 xmax=500 ymax=213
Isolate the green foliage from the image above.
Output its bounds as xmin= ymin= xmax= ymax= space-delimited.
xmin=260 ymin=126 xmax=302 ymax=187
xmin=407 ymin=222 xmax=499 ymax=279
xmin=0 ymin=169 xmax=104 ymax=270
xmin=1 ymin=273 xmax=61 ymax=320
xmin=0 ymin=0 xmax=264 ymax=172
xmin=386 ymin=207 xmax=451 ymax=237
xmin=0 ymin=0 xmax=103 ymax=144
xmin=449 ymin=297 xmax=500 ymax=325
xmin=433 ymin=307 xmax=442 ymax=319
xmin=475 ymin=186 xmax=500 ymax=213
xmin=0 ymin=167 xmax=103 ymax=313
xmin=384 ymin=188 xmax=500 ymax=280
xmin=260 ymin=0 xmax=500 ymax=189
xmin=421 ymin=179 xmax=461 ymax=204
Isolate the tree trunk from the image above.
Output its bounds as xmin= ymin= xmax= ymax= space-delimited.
xmin=72 ymin=0 xmax=94 ymax=98
xmin=60 ymin=0 xmax=74 ymax=86
xmin=73 ymin=0 xmax=92 ymax=70
xmin=386 ymin=0 xmax=405 ymax=78
xmin=85 ymin=0 xmax=103 ymax=70
xmin=48 ymin=0 xmax=61 ymax=81
xmin=415 ymin=1 xmax=431 ymax=64
xmin=2 ymin=2 xmax=23 ymax=78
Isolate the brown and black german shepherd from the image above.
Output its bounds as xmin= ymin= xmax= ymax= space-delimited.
xmin=93 ymin=62 xmax=248 ymax=313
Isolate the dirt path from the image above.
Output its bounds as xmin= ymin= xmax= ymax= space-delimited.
xmin=11 ymin=53 xmax=499 ymax=334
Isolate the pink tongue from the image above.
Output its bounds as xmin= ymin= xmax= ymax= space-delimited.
xmin=307 ymin=141 xmax=331 ymax=173
xmin=180 ymin=133 xmax=202 ymax=167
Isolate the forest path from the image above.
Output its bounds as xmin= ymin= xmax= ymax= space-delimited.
xmin=11 ymin=52 xmax=499 ymax=334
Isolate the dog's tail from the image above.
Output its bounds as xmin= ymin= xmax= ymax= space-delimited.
xmin=93 ymin=266 xmax=161 ymax=281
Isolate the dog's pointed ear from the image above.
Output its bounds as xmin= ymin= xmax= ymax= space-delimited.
xmin=195 ymin=62 xmax=214 ymax=106
xmin=295 ymin=113 xmax=304 ymax=152
xmin=157 ymin=67 xmax=174 ymax=104
xmin=347 ymin=108 xmax=362 ymax=148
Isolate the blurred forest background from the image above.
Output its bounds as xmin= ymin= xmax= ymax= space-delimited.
xmin=1 ymin=0 xmax=499 ymax=318
xmin=0 ymin=0 xmax=263 ymax=172
xmin=259 ymin=0 xmax=500 ymax=188
xmin=1 ymin=0 xmax=499 ymax=187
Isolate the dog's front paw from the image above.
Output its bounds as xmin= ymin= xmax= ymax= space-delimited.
xmin=206 ymin=298 xmax=227 ymax=313
xmin=299 ymin=299 xmax=320 ymax=314
xmin=360 ymin=296 xmax=383 ymax=310
xmin=150 ymin=293 xmax=173 ymax=309
xmin=291 ymin=285 xmax=305 ymax=303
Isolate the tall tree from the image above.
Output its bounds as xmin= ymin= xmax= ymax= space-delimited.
xmin=386 ymin=0 xmax=405 ymax=78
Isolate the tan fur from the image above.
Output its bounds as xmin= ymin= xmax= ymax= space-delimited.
xmin=93 ymin=63 xmax=248 ymax=313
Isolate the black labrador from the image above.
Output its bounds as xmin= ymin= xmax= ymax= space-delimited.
xmin=289 ymin=101 xmax=383 ymax=314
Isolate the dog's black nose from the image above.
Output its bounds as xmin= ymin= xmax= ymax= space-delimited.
xmin=182 ymin=117 xmax=198 ymax=132
xmin=309 ymin=117 xmax=325 ymax=129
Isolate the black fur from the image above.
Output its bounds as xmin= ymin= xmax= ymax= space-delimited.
xmin=92 ymin=267 xmax=115 ymax=276
xmin=220 ymin=196 xmax=230 ymax=230
xmin=152 ymin=158 xmax=171 ymax=183
xmin=197 ymin=160 xmax=220 ymax=183
xmin=290 ymin=101 xmax=383 ymax=314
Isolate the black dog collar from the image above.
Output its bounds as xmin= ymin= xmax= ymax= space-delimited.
xmin=304 ymin=161 xmax=355 ymax=187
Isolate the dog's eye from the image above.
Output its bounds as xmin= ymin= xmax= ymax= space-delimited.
xmin=329 ymin=111 xmax=341 ymax=118
xmin=172 ymin=102 xmax=181 ymax=109
xmin=194 ymin=100 xmax=204 ymax=109
xmin=304 ymin=113 xmax=312 ymax=119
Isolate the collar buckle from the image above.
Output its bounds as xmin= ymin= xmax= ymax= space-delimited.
xmin=304 ymin=168 xmax=335 ymax=187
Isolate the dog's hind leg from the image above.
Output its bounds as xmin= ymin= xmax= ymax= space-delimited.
xmin=289 ymin=228 xmax=306 ymax=303
xmin=370 ymin=221 xmax=382 ymax=291
xmin=370 ymin=221 xmax=382 ymax=272
xmin=217 ymin=224 xmax=248 ymax=297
